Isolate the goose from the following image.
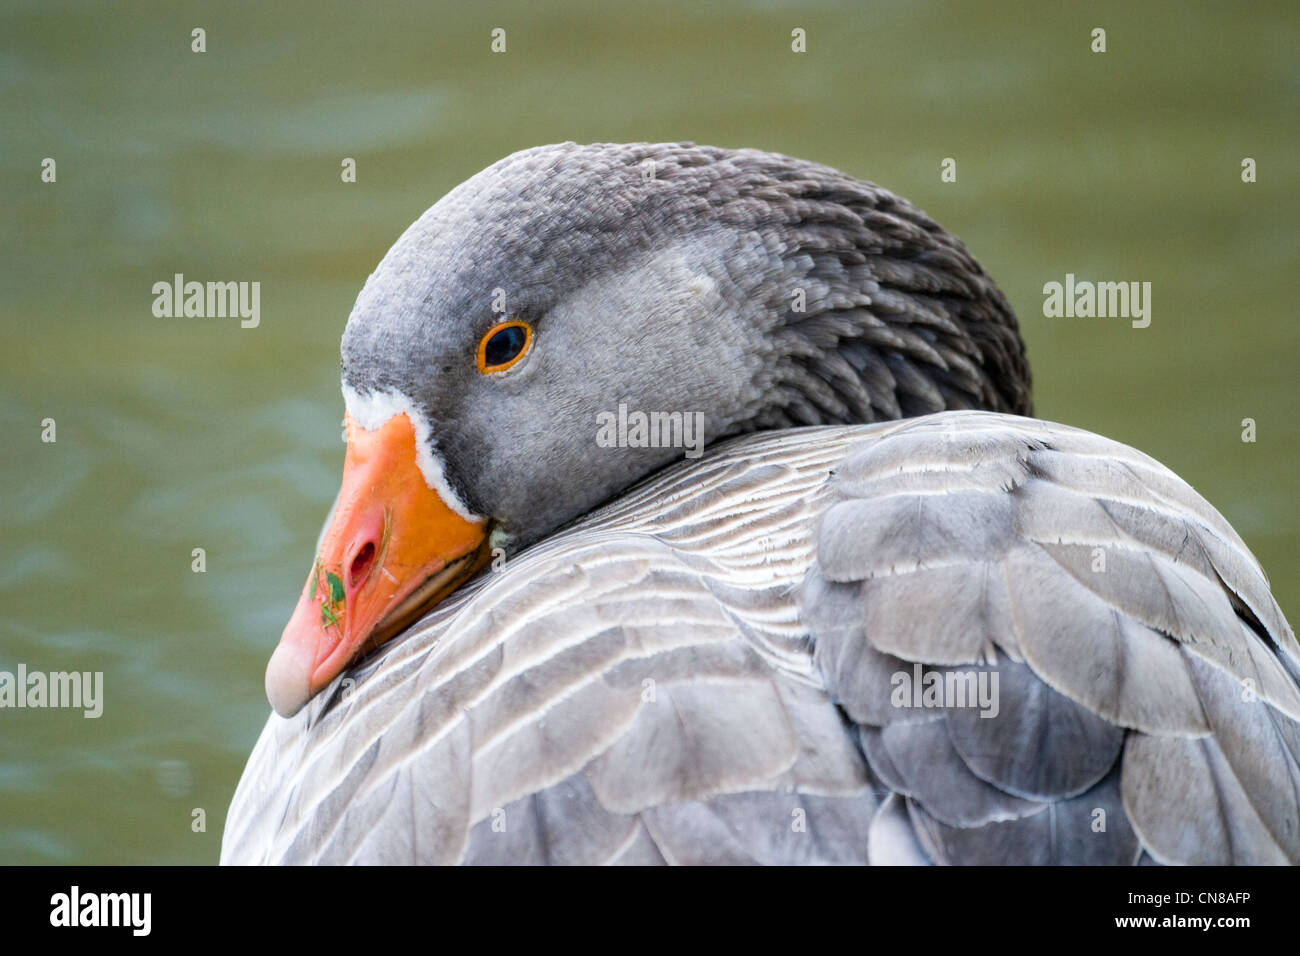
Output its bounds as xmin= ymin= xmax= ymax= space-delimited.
xmin=222 ymin=142 xmax=1300 ymax=865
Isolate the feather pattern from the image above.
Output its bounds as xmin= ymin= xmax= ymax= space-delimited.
xmin=224 ymin=412 xmax=1300 ymax=864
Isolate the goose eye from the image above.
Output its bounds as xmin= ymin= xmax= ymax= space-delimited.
xmin=477 ymin=320 xmax=533 ymax=373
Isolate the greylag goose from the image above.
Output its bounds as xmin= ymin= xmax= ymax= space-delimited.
xmin=223 ymin=142 xmax=1300 ymax=865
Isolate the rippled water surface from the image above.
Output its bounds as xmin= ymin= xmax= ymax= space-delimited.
xmin=2 ymin=0 xmax=1297 ymax=862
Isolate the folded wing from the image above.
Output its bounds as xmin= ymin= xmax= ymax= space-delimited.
xmin=804 ymin=411 xmax=1300 ymax=864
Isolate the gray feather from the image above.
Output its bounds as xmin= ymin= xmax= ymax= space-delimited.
xmin=875 ymin=716 xmax=1042 ymax=826
xmin=225 ymin=414 xmax=1299 ymax=865
xmin=945 ymin=659 xmax=1124 ymax=801
xmin=909 ymin=764 xmax=1139 ymax=865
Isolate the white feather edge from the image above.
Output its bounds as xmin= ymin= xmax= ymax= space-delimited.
xmin=341 ymin=384 xmax=483 ymax=523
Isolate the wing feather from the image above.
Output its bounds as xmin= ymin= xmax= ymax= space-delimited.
xmin=803 ymin=411 xmax=1300 ymax=865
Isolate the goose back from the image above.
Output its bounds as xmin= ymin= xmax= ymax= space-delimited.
xmin=223 ymin=411 xmax=1300 ymax=864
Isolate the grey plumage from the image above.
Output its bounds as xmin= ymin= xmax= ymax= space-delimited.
xmin=226 ymin=143 xmax=1296 ymax=865
xmin=224 ymin=417 xmax=1300 ymax=865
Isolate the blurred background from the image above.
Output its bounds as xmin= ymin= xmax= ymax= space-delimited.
xmin=1 ymin=0 xmax=1296 ymax=863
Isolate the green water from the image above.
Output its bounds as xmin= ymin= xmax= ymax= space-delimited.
xmin=2 ymin=0 xmax=1296 ymax=863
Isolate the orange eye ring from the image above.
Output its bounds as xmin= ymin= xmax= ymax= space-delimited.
xmin=476 ymin=320 xmax=533 ymax=374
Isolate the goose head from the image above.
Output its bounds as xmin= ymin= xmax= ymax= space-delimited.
xmin=265 ymin=142 xmax=1032 ymax=717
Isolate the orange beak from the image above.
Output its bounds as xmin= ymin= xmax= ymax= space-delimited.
xmin=265 ymin=412 xmax=489 ymax=717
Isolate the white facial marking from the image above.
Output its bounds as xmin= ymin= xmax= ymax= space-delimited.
xmin=341 ymin=384 xmax=483 ymax=522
